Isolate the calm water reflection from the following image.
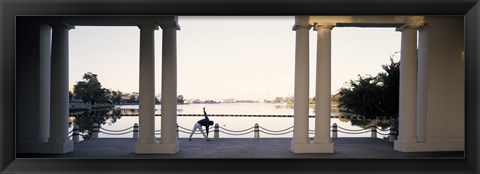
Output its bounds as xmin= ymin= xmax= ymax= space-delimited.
xmin=69 ymin=103 xmax=394 ymax=139
xmin=69 ymin=108 xmax=123 ymax=139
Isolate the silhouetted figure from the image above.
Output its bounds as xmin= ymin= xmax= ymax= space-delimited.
xmin=188 ymin=107 xmax=214 ymax=141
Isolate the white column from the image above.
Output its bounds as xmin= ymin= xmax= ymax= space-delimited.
xmin=313 ymin=25 xmax=334 ymax=145
xmin=49 ymin=22 xmax=74 ymax=153
xmin=291 ymin=18 xmax=334 ymax=153
xmin=160 ymin=24 xmax=179 ymax=151
xmin=39 ymin=23 xmax=52 ymax=143
xmin=394 ymin=25 xmax=419 ymax=151
xmin=135 ymin=23 xmax=180 ymax=154
xmin=416 ymin=26 xmax=429 ymax=143
xmin=17 ymin=22 xmax=52 ymax=153
xmin=291 ymin=16 xmax=311 ymax=148
xmin=408 ymin=17 xmax=464 ymax=152
xmin=137 ymin=24 xmax=158 ymax=145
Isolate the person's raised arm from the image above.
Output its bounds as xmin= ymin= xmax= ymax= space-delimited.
xmin=203 ymin=107 xmax=208 ymax=119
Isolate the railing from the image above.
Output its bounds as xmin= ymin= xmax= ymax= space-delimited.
xmin=330 ymin=123 xmax=397 ymax=142
xmin=69 ymin=122 xmax=398 ymax=143
xmin=68 ymin=125 xmax=93 ymax=143
xmin=259 ymin=125 xmax=294 ymax=136
xmin=71 ymin=113 xmax=365 ymax=119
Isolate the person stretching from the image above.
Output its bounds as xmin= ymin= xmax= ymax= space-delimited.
xmin=188 ymin=107 xmax=214 ymax=141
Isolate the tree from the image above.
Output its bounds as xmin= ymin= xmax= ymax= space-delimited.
xmin=377 ymin=58 xmax=400 ymax=118
xmin=285 ymin=96 xmax=294 ymax=104
xmin=71 ymin=109 xmax=122 ymax=139
xmin=177 ymin=95 xmax=185 ymax=104
xmin=97 ymin=88 xmax=113 ymax=104
xmin=69 ymin=91 xmax=73 ymax=103
xmin=273 ymin=97 xmax=285 ymax=103
xmin=127 ymin=94 xmax=137 ymax=104
xmin=338 ymin=75 xmax=383 ymax=118
xmin=73 ymin=72 xmax=104 ymax=105
xmin=110 ymin=90 xmax=123 ymax=104
xmin=336 ymin=58 xmax=400 ymax=120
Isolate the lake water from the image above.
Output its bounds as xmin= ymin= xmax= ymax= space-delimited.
xmin=69 ymin=103 xmax=391 ymax=140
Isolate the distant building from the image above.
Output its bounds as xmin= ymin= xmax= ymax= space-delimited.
xmin=223 ymin=98 xmax=236 ymax=103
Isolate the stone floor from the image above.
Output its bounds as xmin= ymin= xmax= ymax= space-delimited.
xmin=17 ymin=138 xmax=464 ymax=159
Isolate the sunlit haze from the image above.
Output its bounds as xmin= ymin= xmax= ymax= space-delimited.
xmin=69 ymin=16 xmax=401 ymax=101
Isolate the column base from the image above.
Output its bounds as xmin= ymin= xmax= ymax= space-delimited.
xmin=135 ymin=141 xmax=180 ymax=154
xmin=17 ymin=140 xmax=74 ymax=154
xmin=291 ymin=140 xmax=334 ymax=153
xmin=394 ymin=140 xmax=464 ymax=152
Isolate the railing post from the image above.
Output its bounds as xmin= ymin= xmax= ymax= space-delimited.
xmin=254 ymin=123 xmax=259 ymax=139
xmin=92 ymin=123 xmax=99 ymax=139
xmin=214 ymin=123 xmax=219 ymax=139
xmin=389 ymin=128 xmax=397 ymax=142
xmin=133 ymin=123 xmax=139 ymax=139
xmin=73 ymin=124 xmax=80 ymax=143
xmin=332 ymin=123 xmax=338 ymax=138
xmin=177 ymin=123 xmax=179 ymax=139
xmin=370 ymin=125 xmax=377 ymax=138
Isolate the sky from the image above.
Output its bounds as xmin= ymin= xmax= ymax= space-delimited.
xmin=69 ymin=16 xmax=401 ymax=101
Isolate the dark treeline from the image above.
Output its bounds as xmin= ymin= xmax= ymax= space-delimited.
xmin=334 ymin=57 xmax=400 ymax=121
xmin=70 ymin=72 xmax=185 ymax=105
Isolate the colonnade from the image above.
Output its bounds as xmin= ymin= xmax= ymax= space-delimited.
xmin=394 ymin=16 xmax=464 ymax=152
xmin=16 ymin=17 xmax=181 ymax=154
xmin=16 ymin=16 xmax=464 ymax=154
xmin=291 ymin=16 xmax=424 ymax=153
xmin=395 ymin=25 xmax=421 ymax=149
xmin=48 ymin=23 xmax=76 ymax=151
xmin=291 ymin=16 xmax=334 ymax=153
xmin=292 ymin=16 xmax=464 ymax=153
xmin=135 ymin=23 xmax=180 ymax=154
xmin=17 ymin=22 xmax=75 ymax=153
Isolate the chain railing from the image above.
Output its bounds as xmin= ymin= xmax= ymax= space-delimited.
xmin=259 ymin=125 xmax=293 ymax=137
xmin=71 ymin=122 xmax=397 ymax=143
xmin=69 ymin=125 xmax=93 ymax=143
xmin=73 ymin=113 xmax=368 ymax=119
xmin=330 ymin=123 xmax=397 ymax=142
xmin=220 ymin=130 xmax=254 ymax=136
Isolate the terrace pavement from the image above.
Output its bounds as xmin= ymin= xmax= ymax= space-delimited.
xmin=17 ymin=138 xmax=464 ymax=159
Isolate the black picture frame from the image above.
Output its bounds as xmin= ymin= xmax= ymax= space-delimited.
xmin=1 ymin=0 xmax=479 ymax=173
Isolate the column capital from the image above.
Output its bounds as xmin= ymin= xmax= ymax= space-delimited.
xmin=292 ymin=24 xmax=312 ymax=31
xmin=314 ymin=25 xmax=334 ymax=31
xmin=160 ymin=24 xmax=181 ymax=30
xmin=49 ymin=22 xmax=75 ymax=30
xmin=417 ymin=24 xmax=429 ymax=32
xmin=396 ymin=24 xmax=421 ymax=32
xmin=138 ymin=24 xmax=159 ymax=30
